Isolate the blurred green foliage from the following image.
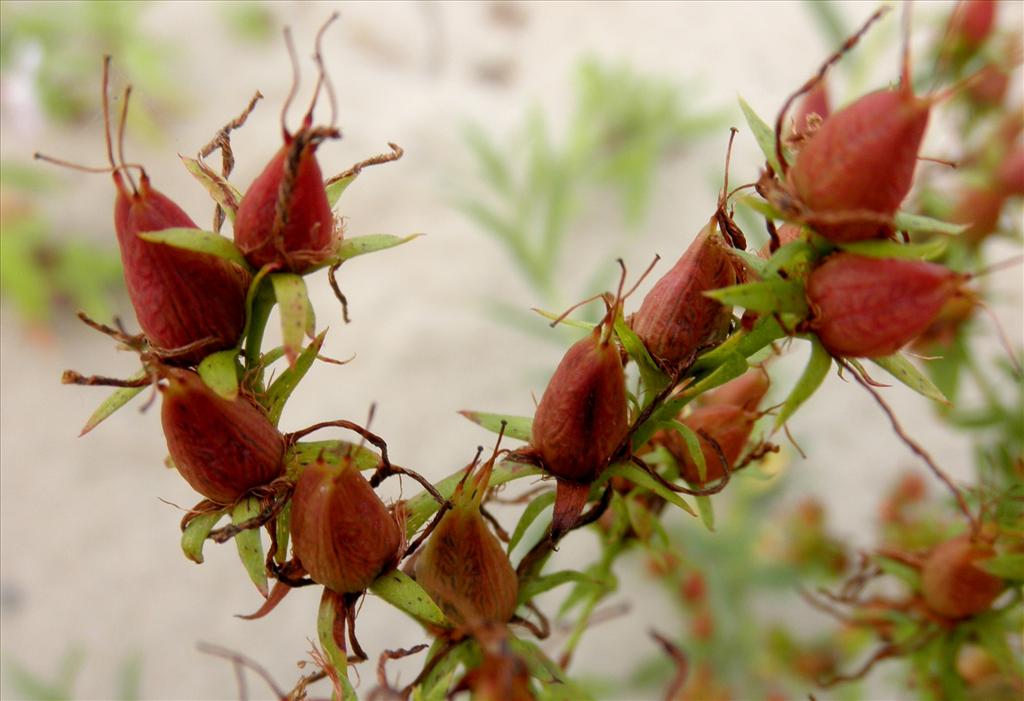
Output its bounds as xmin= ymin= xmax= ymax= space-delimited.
xmin=2 ymin=646 xmax=141 ymax=701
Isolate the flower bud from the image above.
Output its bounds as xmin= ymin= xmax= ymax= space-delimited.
xmin=630 ymin=220 xmax=738 ymax=374
xmin=290 ymin=452 xmax=401 ymax=594
xmin=159 ymin=366 xmax=285 ymax=504
xmin=805 ymin=253 xmax=962 ymax=358
xmin=115 ymin=172 xmax=251 ymax=364
xmin=234 ymin=131 xmax=339 ymax=273
xmin=415 ymin=453 xmax=518 ymax=629
xmin=921 ymin=535 xmax=1004 ymax=619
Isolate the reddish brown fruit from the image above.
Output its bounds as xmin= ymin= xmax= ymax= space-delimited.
xmin=662 ymin=404 xmax=756 ymax=484
xmin=160 ymin=367 xmax=285 ymax=504
xmin=532 ymin=329 xmax=629 ymax=485
xmin=787 ymin=87 xmax=931 ymax=242
xmin=415 ymin=451 xmax=518 ymax=629
xmin=456 ymin=647 xmax=535 ymax=701
xmin=947 ymin=0 xmax=997 ymax=49
xmin=921 ymin=535 xmax=1004 ymax=619
xmin=699 ymin=369 xmax=769 ymax=412
xmin=233 ymin=133 xmax=339 ymax=272
xmin=966 ymin=64 xmax=1010 ymax=107
xmin=115 ymin=173 xmax=251 ymax=364
xmin=952 ymin=185 xmax=1007 ymax=246
xmin=631 ymin=219 xmax=738 ymax=374
xmin=997 ymin=146 xmax=1024 ymax=196
xmin=680 ymin=571 xmax=707 ymax=605
xmin=805 ymin=253 xmax=963 ymax=357
xmin=290 ymin=452 xmax=402 ymax=594
xmin=912 ymin=290 xmax=978 ymax=349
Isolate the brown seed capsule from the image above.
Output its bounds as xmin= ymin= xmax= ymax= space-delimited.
xmin=160 ymin=366 xmax=285 ymax=504
xmin=415 ymin=450 xmax=518 ymax=629
xmin=698 ymin=369 xmax=770 ymax=412
xmin=921 ymin=535 xmax=1004 ymax=619
xmin=805 ymin=253 xmax=963 ymax=358
xmin=630 ymin=219 xmax=738 ymax=374
xmin=290 ymin=452 xmax=402 ymax=594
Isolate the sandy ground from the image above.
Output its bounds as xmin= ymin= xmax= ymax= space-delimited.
xmin=1 ymin=1 xmax=1022 ymax=699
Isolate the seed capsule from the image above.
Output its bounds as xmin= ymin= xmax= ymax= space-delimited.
xmin=921 ymin=535 xmax=1004 ymax=619
xmin=160 ymin=366 xmax=285 ymax=504
xmin=787 ymin=87 xmax=931 ymax=242
xmin=630 ymin=219 xmax=738 ymax=374
xmin=699 ymin=369 xmax=770 ymax=412
xmin=662 ymin=404 xmax=756 ymax=484
xmin=290 ymin=452 xmax=401 ymax=594
xmin=805 ymin=253 xmax=962 ymax=358
xmin=415 ymin=450 xmax=518 ymax=629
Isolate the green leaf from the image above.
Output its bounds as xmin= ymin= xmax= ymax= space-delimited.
xmin=840 ymin=237 xmax=948 ymax=261
xmin=893 ymin=211 xmax=969 ymax=236
xmin=458 ymin=411 xmax=533 ymax=442
xmin=508 ymin=490 xmax=556 ymax=554
xmin=180 ymin=510 xmax=225 ymax=564
xmin=316 ymin=592 xmax=357 ymax=700
xmin=137 ymin=228 xmax=249 ymax=269
xmin=705 ymin=278 xmax=808 ymax=315
xmin=78 ymin=372 xmax=147 ymax=436
xmin=764 ymin=240 xmax=817 ymax=277
xmin=875 ymin=554 xmax=922 ymax=590
xmin=518 ymin=570 xmax=599 ymax=604
xmin=692 ymin=314 xmax=787 ymax=372
xmin=197 ymin=349 xmax=240 ymax=401
xmin=602 ymin=462 xmax=696 ymax=517
xmin=180 ymin=155 xmax=242 ymax=222
xmin=274 ymin=502 xmax=290 ymax=565
xmin=285 ymin=440 xmax=381 ymax=480
xmin=265 ymin=330 xmax=326 ymax=425
xmin=614 ymin=314 xmax=670 ymax=401
xmin=325 ymin=174 xmax=357 ymax=209
xmin=775 ymin=337 xmax=831 ymax=428
xmin=231 ymin=497 xmax=267 ymax=597
xmin=738 ymin=96 xmax=784 ymax=173
xmin=531 ymin=308 xmax=597 ymax=331
xmin=695 ymin=495 xmax=715 ymax=532
xmin=978 ymin=553 xmax=1024 ymax=581
xmin=335 ymin=233 xmax=423 ymax=263
xmin=370 ymin=570 xmax=450 ymax=628
xmin=870 ymin=353 xmax=950 ymax=405
xmin=727 ymin=248 xmax=769 ymax=277
xmin=414 ymin=640 xmax=468 ymax=701
xmin=270 ymin=273 xmax=313 ymax=366
xmin=738 ymin=194 xmax=786 ymax=222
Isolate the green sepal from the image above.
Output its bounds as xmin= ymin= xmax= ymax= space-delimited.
xmin=764 ymin=240 xmax=817 ymax=277
xmin=517 ymin=570 xmax=598 ymax=604
xmin=870 ymin=353 xmax=950 ymax=405
xmin=285 ymin=440 xmax=381 ymax=481
xmin=738 ymin=96 xmax=787 ymax=173
xmin=413 ymin=639 xmax=468 ymax=701
xmin=458 ymin=410 xmax=532 ymax=442
xmin=614 ymin=313 xmax=670 ymax=401
xmin=704 ymin=278 xmax=808 ymax=315
xmin=507 ymin=490 xmax=556 ymax=555
xmin=978 ymin=553 xmax=1024 ymax=581
xmin=875 ymin=553 xmax=922 ymax=590
xmin=893 ymin=211 xmax=969 ymax=236
xmin=197 ymin=349 xmax=240 ymax=401
xmin=727 ymin=248 xmax=770 ymax=277
xmin=335 ymin=233 xmax=423 ymax=264
xmin=274 ymin=501 xmax=291 ymax=565
xmin=738 ymin=194 xmax=785 ymax=222
xmin=509 ymin=637 xmax=594 ymax=700
xmin=404 ymin=460 xmax=542 ymax=537
xmin=181 ymin=510 xmax=226 ymax=564
xmin=231 ymin=497 xmax=268 ymax=597
xmin=664 ymin=419 xmax=707 ymax=482
xmin=137 ymin=228 xmax=250 ymax=270
xmin=601 ymin=462 xmax=696 ymax=517
xmin=840 ymin=237 xmax=948 ymax=261
xmin=270 ymin=273 xmax=314 ymax=366
xmin=242 ymin=265 xmax=277 ymax=373
xmin=691 ymin=314 xmax=787 ymax=373
xmin=180 ymin=155 xmax=242 ymax=223
xmin=78 ymin=371 xmax=147 ymax=436
xmin=265 ymin=330 xmax=327 ymax=425
xmin=775 ymin=337 xmax=831 ymax=428
xmin=325 ymin=174 xmax=356 ymax=209
xmin=316 ymin=591 xmax=356 ymax=700
xmin=369 ymin=570 xmax=451 ymax=629
xmin=695 ymin=495 xmax=715 ymax=532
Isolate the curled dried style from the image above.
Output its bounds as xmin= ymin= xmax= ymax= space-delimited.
xmin=35 ymin=58 xmax=251 ymax=365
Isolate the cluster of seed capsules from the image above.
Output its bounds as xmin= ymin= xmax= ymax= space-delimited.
xmin=48 ymin=4 xmax=1021 ymax=699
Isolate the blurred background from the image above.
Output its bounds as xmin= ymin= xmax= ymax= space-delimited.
xmin=1 ymin=1 xmax=1021 ymax=699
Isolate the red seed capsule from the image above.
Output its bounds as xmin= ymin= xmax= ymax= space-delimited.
xmin=290 ymin=453 xmax=402 ymax=594
xmin=160 ymin=366 xmax=285 ymax=504
xmin=415 ymin=451 xmax=518 ymax=629
xmin=699 ymin=369 xmax=770 ymax=412
xmin=997 ymin=146 xmax=1024 ymax=196
xmin=951 ymin=185 xmax=1006 ymax=246
xmin=662 ymin=404 xmax=757 ymax=485
xmin=631 ymin=220 xmax=738 ymax=374
xmin=233 ymin=132 xmax=339 ymax=273
xmin=787 ymin=87 xmax=931 ymax=243
xmin=805 ymin=253 xmax=962 ymax=358
xmin=115 ymin=173 xmax=251 ymax=364
xmin=947 ymin=0 xmax=997 ymax=49
xmin=921 ymin=535 xmax=1004 ymax=619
